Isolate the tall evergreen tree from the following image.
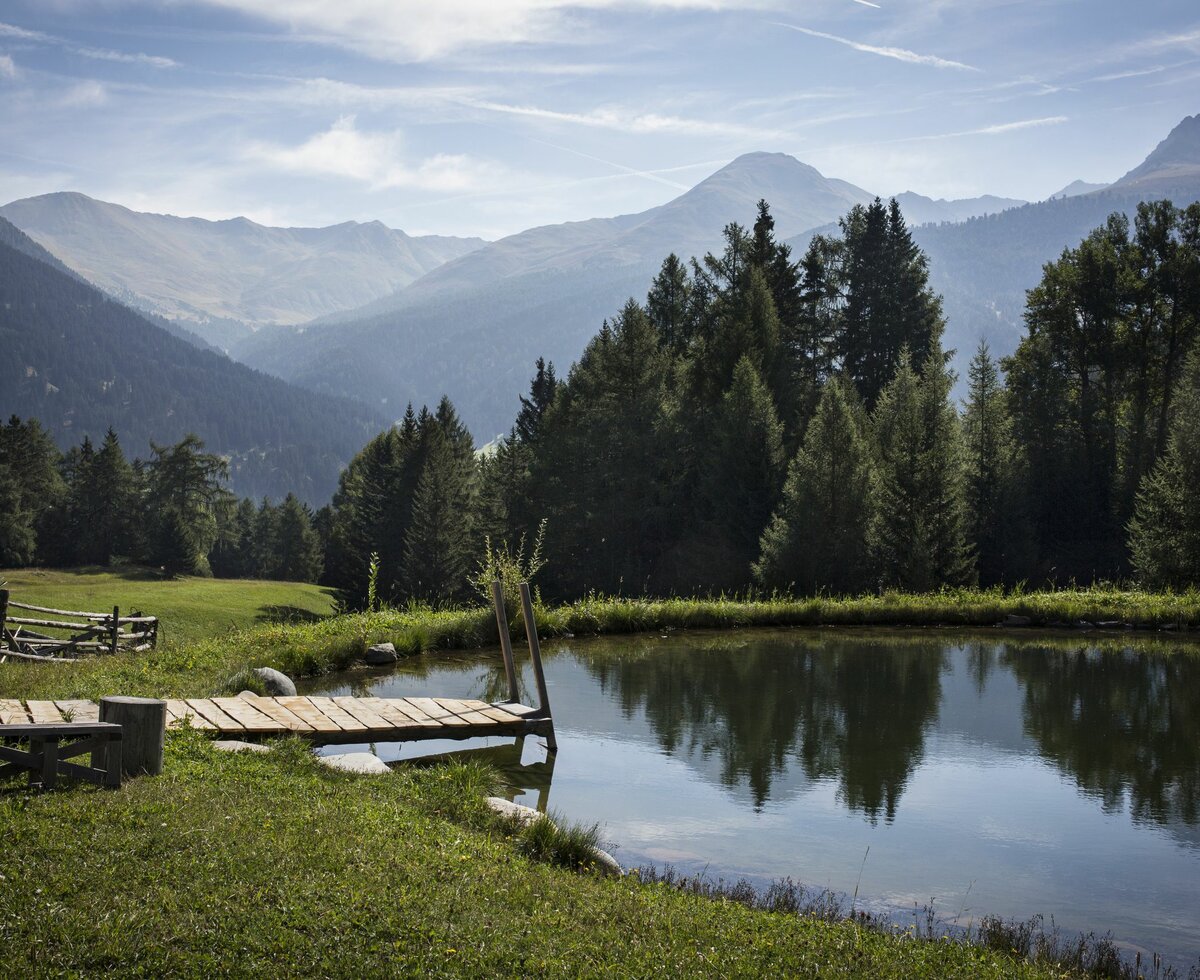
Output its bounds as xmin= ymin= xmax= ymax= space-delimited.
xmin=962 ymin=343 xmax=1015 ymax=585
xmin=145 ymin=434 xmax=230 ymax=575
xmin=646 ymin=255 xmax=694 ymax=353
xmin=755 ymin=377 xmax=875 ymax=594
xmin=0 ymin=416 xmax=65 ymax=564
xmin=272 ymin=493 xmax=323 ymax=582
xmin=1128 ymin=346 xmax=1200 ymax=587
xmin=702 ymin=355 xmax=786 ymax=584
xmin=871 ymin=347 xmax=973 ymax=590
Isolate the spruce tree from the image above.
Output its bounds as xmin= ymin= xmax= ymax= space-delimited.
xmin=755 ymin=377 xmax=875 ymax=594
xmin=703 ymin=356 xmax=786 ymax=583
xmin=1128 ymin=346 xmax=1200 ymax=587
xmin=402 ymin=433 xmax=478 ymax=601
xmin=272 ymin=493 xmax=323 ymax=582
xmin=871 ymin=347 xmax=973 ymax=590
xmin=962 ymin=343 xmax=1013 ymax=585
xmin=646 ymin=254 xmax=693 ymax=352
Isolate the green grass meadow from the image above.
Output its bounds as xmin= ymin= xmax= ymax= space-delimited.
xmin=2 ymin=569 xmax=1197 ymax=977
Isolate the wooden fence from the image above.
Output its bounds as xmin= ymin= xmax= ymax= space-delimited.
xmin=0 ymin=589 xmax=158 ymax=664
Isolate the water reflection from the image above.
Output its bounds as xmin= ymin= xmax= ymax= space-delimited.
xmin=1005 ymin=645 xmax=1200 ymax=831
xmin=580 ymin=636 xmax=945 ymax=821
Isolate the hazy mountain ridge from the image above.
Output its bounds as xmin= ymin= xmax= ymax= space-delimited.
xmin=0 ymin=216 xmax=388 ymax=502
xmin=0 ymin=192 xmax=487 ymax=341
xmin=237 ymin=121 xmax=1200 ymax=438
xmin=892 ymin=191 xmax=1027 ymax=225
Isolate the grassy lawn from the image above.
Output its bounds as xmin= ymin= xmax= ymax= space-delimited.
xmin=0 ymin=566 xmax=337 ymax=647
xmin=0 ymin=732 xmax=1069 ymax=979
xmin=2 ymin=573 xmax=1192 ymax=976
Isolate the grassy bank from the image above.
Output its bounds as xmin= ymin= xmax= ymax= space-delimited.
xmin=3 ymin=581 xmax=1200 ymax=703
xmin=0 ymin=567 xmax=337 ymax=647
xmin=0 ymin=731 xmax=1072 ymax=978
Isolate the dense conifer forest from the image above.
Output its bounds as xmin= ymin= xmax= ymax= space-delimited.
xmin=4 ymin=198 xmax=1198 ymax=604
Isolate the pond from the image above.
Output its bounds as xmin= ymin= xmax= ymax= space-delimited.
xmin=304 ymin=628 xmax=1200 ymax=969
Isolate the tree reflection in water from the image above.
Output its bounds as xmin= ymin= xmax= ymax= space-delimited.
xmin=576 ymin=631 xmax=1200 ymax=831
xmin=579 ymin=634 xmax=946 ymax=822
xmin=1005 ymin=644 xmax=1200 ymax=829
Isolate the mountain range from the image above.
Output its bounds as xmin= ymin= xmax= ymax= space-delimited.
xmin=0 ymin=216 xmax=387 ymax=502
xmin=2 ymin=112 xmax=1198 ymax=463
xmin=0 ymin=193 xmax=486 ymax=345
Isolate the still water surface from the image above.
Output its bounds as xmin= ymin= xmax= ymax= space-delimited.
xmin=306 ymin=629 xmax=1200 ymax=968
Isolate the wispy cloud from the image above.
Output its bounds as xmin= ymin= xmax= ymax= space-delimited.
xmin=59 ymin=80 xmax=109 ymax=108
xmin=464 ymin=97 xmax=784 ymax=141
xmin=773 ymin=22 xmax=979 ymax=71
xmin=0 ymin=54 xmax=15 ymax=79
xmin=0 ymin=20 xmax=177 ymax=68
xmin=849 ymin=0 xmax=881 ymax=8
xmin=78 ymin=47 xmax=178 ymax=69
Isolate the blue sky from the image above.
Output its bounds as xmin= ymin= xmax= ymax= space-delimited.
xmin=1 ymin=1 xmax=1197 ymax=238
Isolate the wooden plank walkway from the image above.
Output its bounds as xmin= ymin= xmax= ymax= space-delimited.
xmin=0 ymin=696 xmax=551 ymax=746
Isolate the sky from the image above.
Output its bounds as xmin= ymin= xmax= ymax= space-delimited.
xmin=0 ymin=1 xmax=1198 ymax=239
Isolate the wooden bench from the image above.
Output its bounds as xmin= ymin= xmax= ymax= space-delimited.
xmin=0 ymin=722 xmax=123 ymax=789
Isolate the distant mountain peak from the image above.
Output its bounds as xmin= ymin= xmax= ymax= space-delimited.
xmin=1117 ymin=113 xmax=1200 ymax=185
xmin=1048 ymin=179 xmax=1109 ymax=200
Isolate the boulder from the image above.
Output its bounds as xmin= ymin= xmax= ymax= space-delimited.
xmin=365 ymin=642 xmax=399 ymax=665
xmin=593 ymin=848 xmax=623 ymax=878
xmin=213 ymin=739 xmax=271 ymax=754
xmin=319 ymin=752 xmax=392 ymax=775
xmin=252 ymin=667 xmax=296 ymax=697
xmin=486 ymin=796 xmax=546 ymax=825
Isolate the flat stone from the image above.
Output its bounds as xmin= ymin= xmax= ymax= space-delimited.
xmin=320 ymin=752 xmax=391 ymax=775
xmin=364 ymin=642 xmax=399 ymax=665
xmin=252 ymin=667 xmax=297 ymax=697
xmin=213 ymin=740 xmax=271 ymax=754
xmin=1002 ymin=614 xmax=1031 ymax=627
xmin=486 ymin=796 xmax=547 ymax=825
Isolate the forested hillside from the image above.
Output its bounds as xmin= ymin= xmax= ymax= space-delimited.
xmin=0 ymin=218 xmax=387 ymax=502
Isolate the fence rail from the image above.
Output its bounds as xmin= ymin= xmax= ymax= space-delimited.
xmin=0 ymin=589 xmax=158 ymax=663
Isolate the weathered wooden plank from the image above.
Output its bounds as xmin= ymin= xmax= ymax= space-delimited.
xmin=7 ymin=616 xmax=99 ymax=631
xmin=409 ymin=697 xmax=470 ymax=726
xmin=276 ymin=697 xmax=341 ymax=733
xmin=241 ymin=695 xmax=312 ymax=732
xmin=54 ymin=700 xmax=100 ymax=723
xmin=26 ymin=701 xmax=67 ymax=725
xmin=184 ymin=698 xmax=244 ymax=732
xmin=433 ymin=698 xmax=494 ymax=726
xmin=304 ymin=697 xmax=367 ymax=732
xmin=7 ymin=601 xmax=109 ymax=619
xmin=371 ymin=699 xmax=433 ymax=729
xmin=212 ymin=698 xmax=287 ymax=734
xmin=378 ymin=698 xmax=441 ymax=726
xmin=0 ymin=699 xmax=31 ymax=725
xmin=332 ymin=697 xmax=392 ymax=731
xmin=165 ymin=699 xmax=216 ymax=730
xmin=474 ymin=704 xmax=527 ymax=724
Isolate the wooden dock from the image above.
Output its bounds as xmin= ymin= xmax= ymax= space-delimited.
xmin=0 ymin=695 xmax=553 ymax=746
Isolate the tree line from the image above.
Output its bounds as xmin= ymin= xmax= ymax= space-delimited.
xmin=4 ymin=197 xmax=1198 ymax=601
xmin=0 ymin=422 xmax=321 ymax=582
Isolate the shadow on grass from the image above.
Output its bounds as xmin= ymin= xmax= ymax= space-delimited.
xmin=255 ymin=604 xmax=329 ymax=626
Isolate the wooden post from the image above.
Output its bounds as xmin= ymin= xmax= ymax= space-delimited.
xmin=110 ymin=605 xmax=120 ymax=655
xmin=491 ymin=580 xmax=520 ymax=703
xmin=0 ymin=589 xmax=8 ymax=661
xmin=99 ymin=696 xmax=166 ymax=777
xmin=519 ymin=583 xmax=553 ymax=722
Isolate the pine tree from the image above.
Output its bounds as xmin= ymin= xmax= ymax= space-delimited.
xmin=755 ymin=377 xmax=875 ymax=594
xmin=515 ymin=358 xmax=558 ymax=446
xmin=703 ymin=355 xmax=786 ymax=581
xmin=871 ymin=347 xmax=973 ymax=590
xmin=402 ymin=433 xmax=478 ymax=601
xmin=646 ymin=255 xmax=693 ymax=353
xmin=1128 ymin=346 xmax=1200 ymax=587
xmin=272 ymin=493 xmax=323 ymax=582
xmin=962 ymin=343 xmax=1014 ymax=585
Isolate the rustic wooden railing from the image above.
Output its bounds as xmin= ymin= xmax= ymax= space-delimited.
xmin=0 ymin=589 xmax=158 ymax=664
